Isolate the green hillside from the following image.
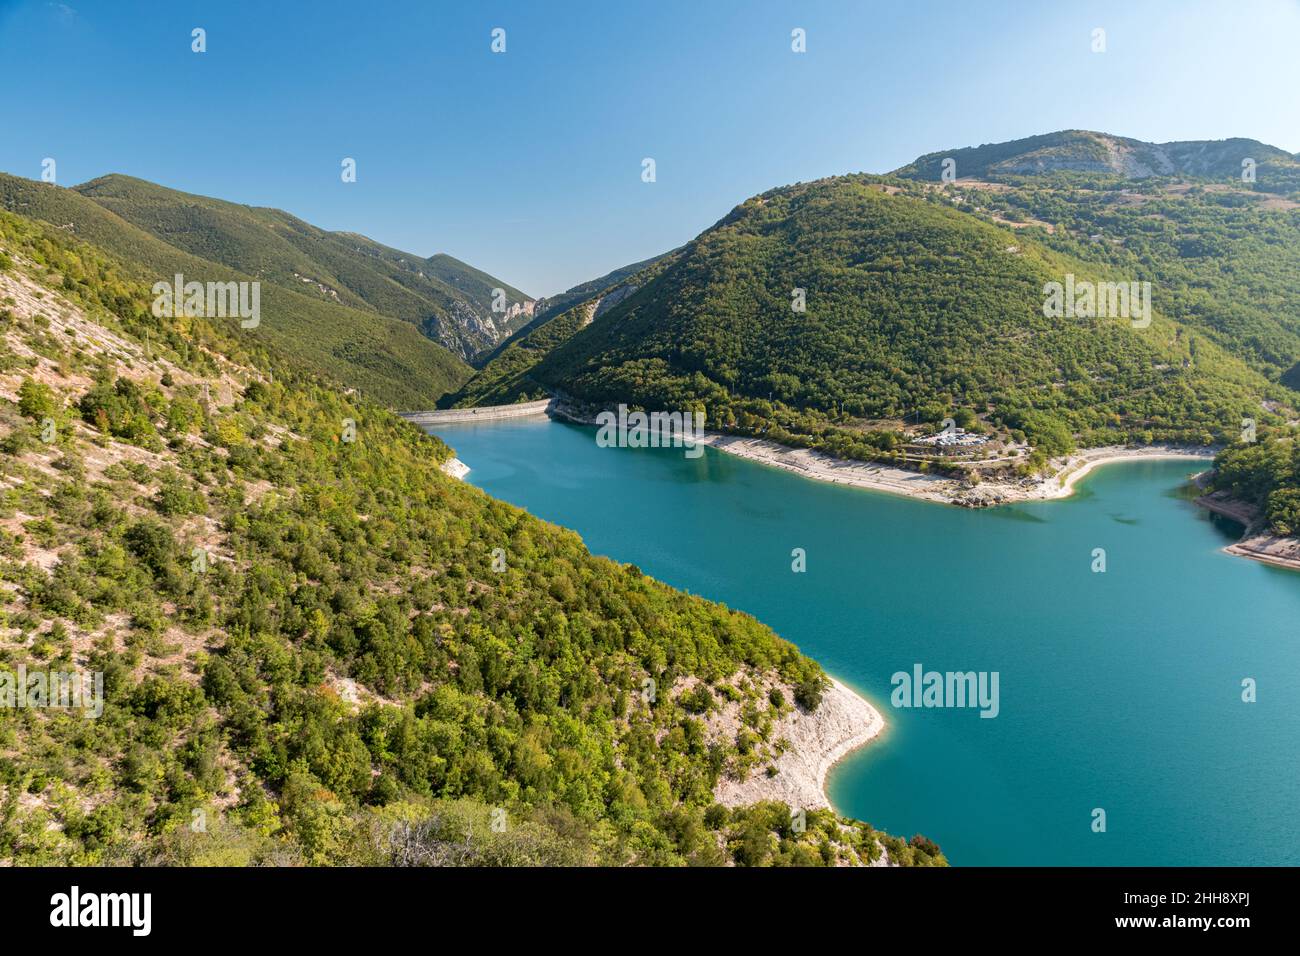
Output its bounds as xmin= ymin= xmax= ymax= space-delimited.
xmin=71 ymin=174 xmax=532 ymax=361
xmin=914 ymin=172 xmax=1300 ymax=383
xmin=424 ymin=252 xmax=531 ymax=318
xmin=0 ymin=173 xmax=471 ymax=408
xmin=0 ymin=208 xmax=938 ymax=867
xmin=529 ymin=174 xmax=1290 ymax=468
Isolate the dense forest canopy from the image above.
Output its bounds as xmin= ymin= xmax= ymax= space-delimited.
xmin=1211 ymin=437 xmax=1300 ymax=535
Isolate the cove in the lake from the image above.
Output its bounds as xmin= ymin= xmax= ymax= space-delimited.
xmin=427 ymin=416 xmax=1300 ymax=866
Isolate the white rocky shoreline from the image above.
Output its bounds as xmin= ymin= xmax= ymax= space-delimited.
xmin=698 ymin=434 xmax=1218 ymax=508
xmin=713 ymin=677 xmax=885 ymax=815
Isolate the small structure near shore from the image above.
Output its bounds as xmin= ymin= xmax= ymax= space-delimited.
xmin=908 ymin=427 xmax=991 ymax=456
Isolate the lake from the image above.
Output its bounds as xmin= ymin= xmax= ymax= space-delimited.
xmin=428 ymin=416 xmax=1300 ymax=865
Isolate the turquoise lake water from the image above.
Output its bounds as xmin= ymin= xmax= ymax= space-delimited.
xmin=428 ymin=417 xmax=1300 ymax=865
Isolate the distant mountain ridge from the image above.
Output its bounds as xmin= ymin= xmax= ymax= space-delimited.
xmin=70 ymin=174 xmax=534 ymax=361
xmin=894 ymin=130 xmax=1300 ymax=192
xmin=0 ymin=172 xmax=472 ymax=407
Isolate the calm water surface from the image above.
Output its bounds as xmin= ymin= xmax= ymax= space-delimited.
xmin=429 ymin=417 xmax=1300 ymax=865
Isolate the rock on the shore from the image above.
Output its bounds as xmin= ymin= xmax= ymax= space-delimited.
xmin=440 ymin=457 xmax=470 ymax=480
xmin=952 ymin=487 xmax=1008 ymax=508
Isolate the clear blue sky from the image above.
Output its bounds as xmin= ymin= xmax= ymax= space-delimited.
xmin=2 ymin=0 xmax=1298 ymax=296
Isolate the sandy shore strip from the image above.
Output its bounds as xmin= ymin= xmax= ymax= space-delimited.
xmin=714 ymin=677 xmax=884 ymax=814
xmin=699 ymin=433 xmax=1217 ymax=507
xmin=1050 ymin=446 xmax=1218 ymax=499
xmin=699 ymin=434 xmax=958 ymax=502
xmin=704 ymin=430 xmax=1300 ymax=572
xmin=503 ymin=397 xmax=1217 ymax=506
xmin=1195 ymin=491 xmax=1300 ymax=572
xmin=1223 ymin=534 xmax=1300 ymax=572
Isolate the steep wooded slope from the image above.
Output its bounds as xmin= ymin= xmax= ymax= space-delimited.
xmin=0 ymin=209 xmax=935 ymax=867
xmin=0 ymin=174 xmax=472 ymax=408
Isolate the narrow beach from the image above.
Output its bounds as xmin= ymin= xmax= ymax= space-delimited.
xmin=698 ymin=433 xmax=1217 ymax=508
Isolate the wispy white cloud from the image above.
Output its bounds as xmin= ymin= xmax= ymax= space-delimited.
xmin=46 ymin=2 xmax=77 ymax=23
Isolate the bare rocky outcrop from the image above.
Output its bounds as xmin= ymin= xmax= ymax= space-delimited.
xmin=439 ymin=457 xmax=470 ymax=481
xmin=711 ymin=678 xmax=884 ymax=813
xmin=1195 ymin=489 xmax=1300 ymax=572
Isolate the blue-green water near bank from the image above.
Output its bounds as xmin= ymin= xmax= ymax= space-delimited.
xmin=428 ymin=417 xmax=1300 ymax=865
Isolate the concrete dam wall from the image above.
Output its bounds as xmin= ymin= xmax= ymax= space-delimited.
xmin=400 ymin=398 xmax=554 ymax=426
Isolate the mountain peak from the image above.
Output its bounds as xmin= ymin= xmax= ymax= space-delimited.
xmin=894 ymin=130 xmax=1298 ymax=184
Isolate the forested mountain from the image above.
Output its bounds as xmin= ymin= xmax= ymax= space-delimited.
xmin=69 ymin=175 xmax=534 ymax=361
xmin=0 ymin=208 xmax=938 ymax=866
xmin=897 ymin=131 xmax=1300 ymax=396
xmin=422 ymin=252 xmax=535 ymax=337
xmin=908 ymin=172 xmax=1300 ymax=386
xmin=0 ymin=173 xmax=471 ymax=409
xmin=524 ymin=171 xmax=1294 ymax=469
xmin=894 ymin=130 xmax=1300 ymax=194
